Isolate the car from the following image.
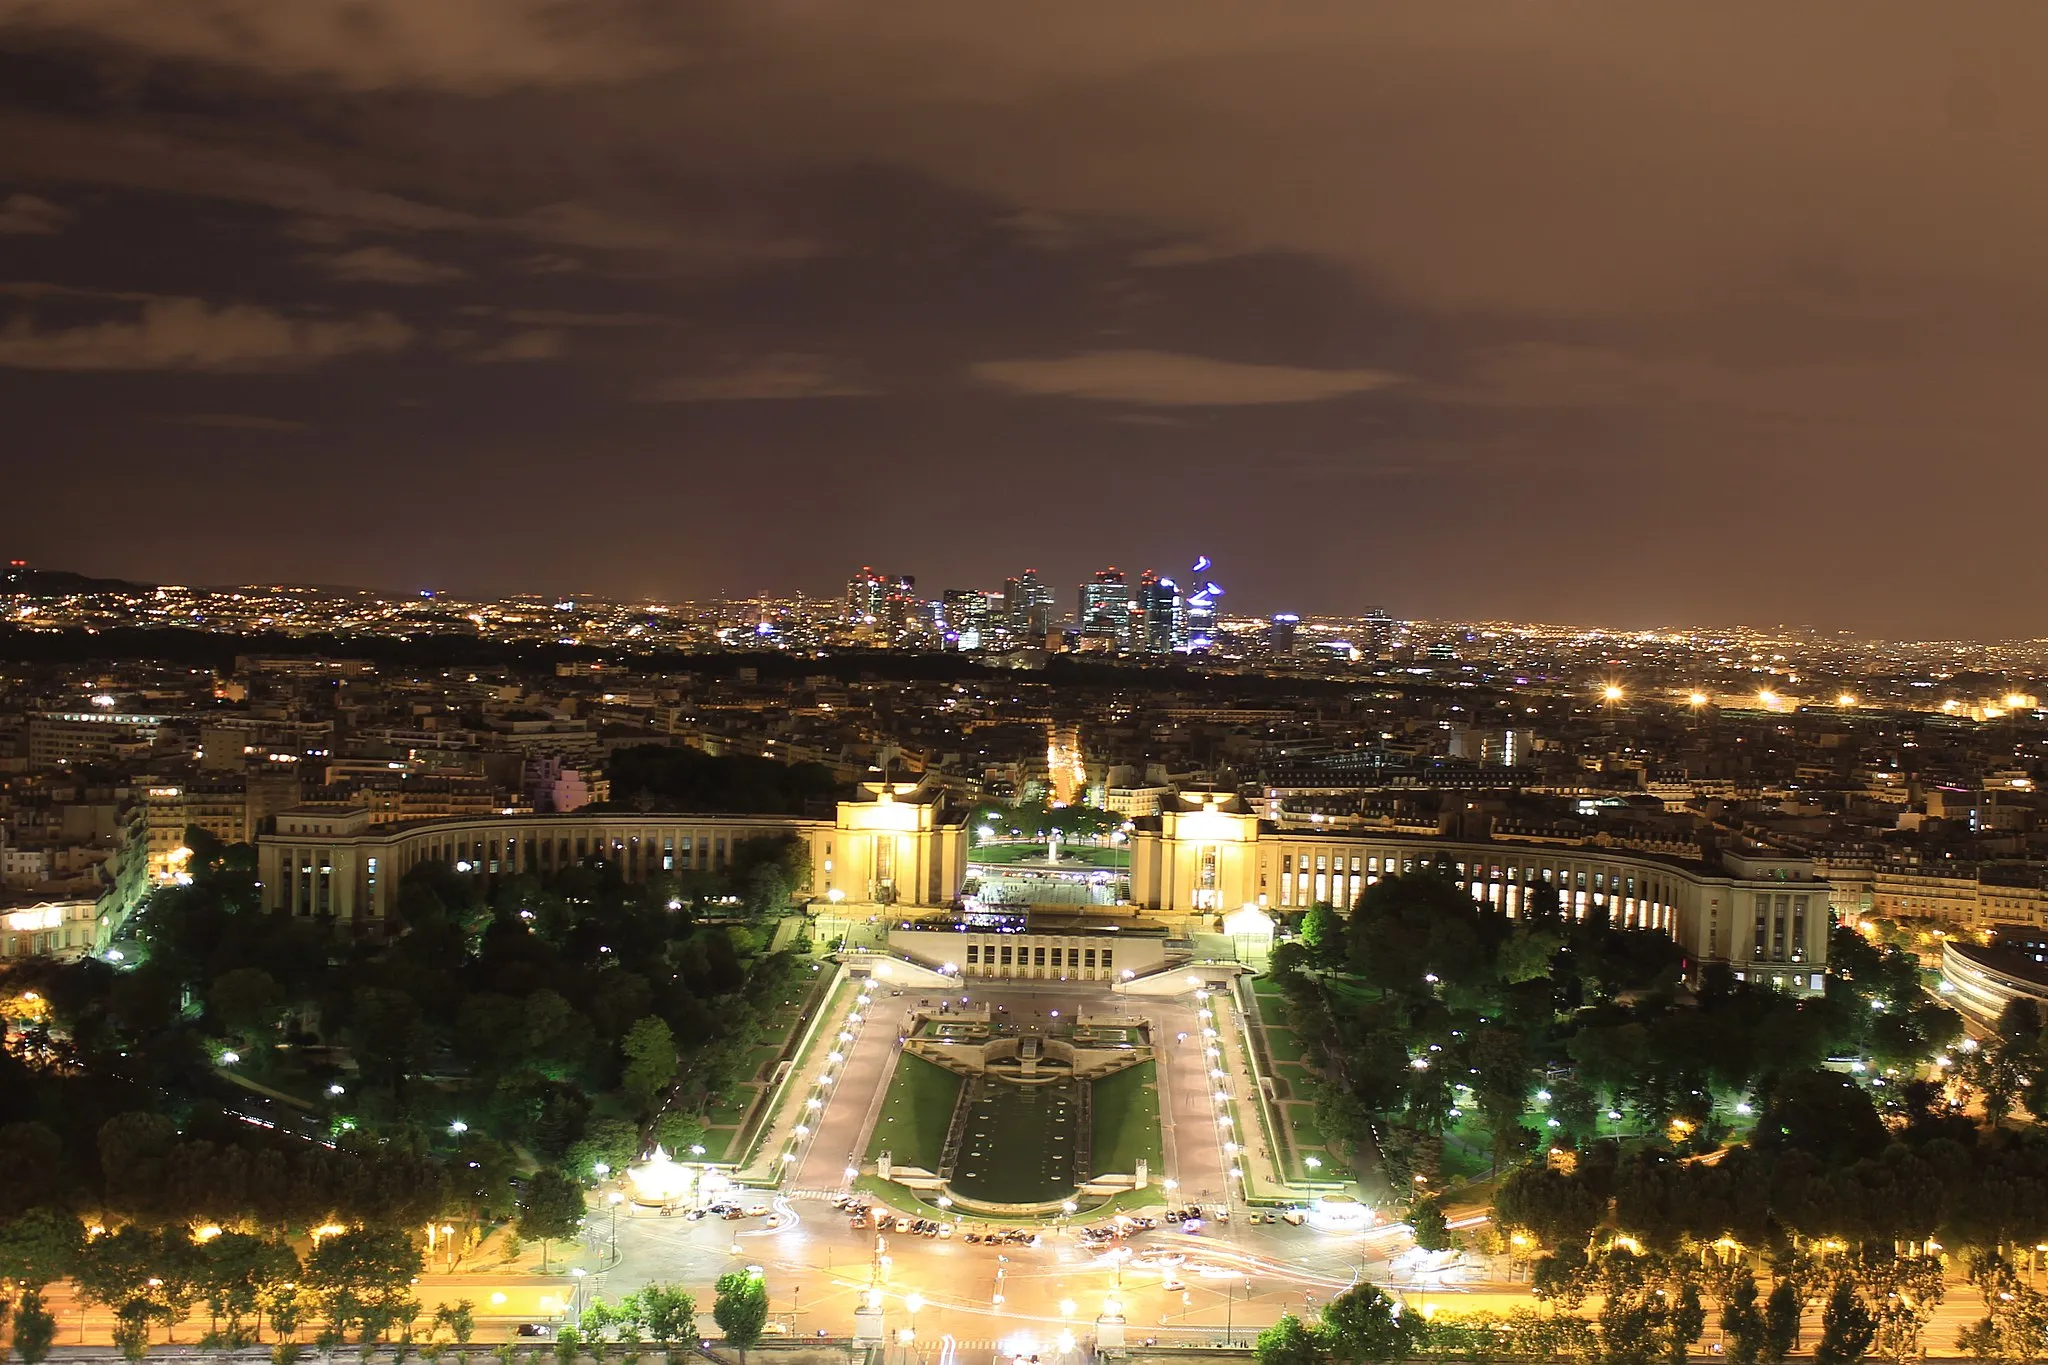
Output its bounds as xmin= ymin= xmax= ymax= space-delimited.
xmin=746 ymin=1204 xmax=771 ymax=1218
xmin=938 ymin=1224 xmax=952 ymax=1239
xmin=685 ymin=1209 xmax=706 ymax=1222
xmin=965 ymin=1232 xmax=981 ymax=1244
xmin=515 ymin=1325 xmax=551 ymax=1339
xmin=850 ymin=1215 xmax=869 ymax=1229
xmin=1280 ymin=1210 xmax=1306 ymax=1226
xmin=722 ymin=1208 xmax=746 ymax=1221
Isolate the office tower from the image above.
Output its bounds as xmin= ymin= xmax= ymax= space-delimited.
xmin=1269 ymin=613 xmax=1299 ymax=657
xmin=941 ymin=588 xmax=992 ymax=648
xmin=1078 ymin=568 xmax=1130 ymax=643
xmin=846 ymin=567 xmax=889 ymax=622
xmin=1008 ymin=568 xmax=1056 ymax=636
xmin=881 ymin=575 xmax=919 ymax=634
xmin=1184 ymin=554 xmax=1224 ymax=651
xmin=1364 ymin=608 xmax=1394 ymax=658
xmin=1135 ymin=571 xmax=1185 ymax=654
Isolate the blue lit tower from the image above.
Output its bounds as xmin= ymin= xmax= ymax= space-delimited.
xmin=1183 ymin=554 xmax=1225 ymax=651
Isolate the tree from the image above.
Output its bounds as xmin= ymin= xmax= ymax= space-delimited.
xmin=198 ymin=1231 xmax=299 ymax=1347
xmin=1667 ymin=1282 xmax=1706 ymax=1365
xmin=301 ymin=1228 xmax=422 ymax=1344
xmin=1494 ymin=1165 xmax=1602 ymax=1252
xmin=1721 ymin=1275 xmax=1766 ymax=1365
xmin=0 ymin=1208 xmax=83 ymax=1291
xmin=1813 ymin=1283 xmax=1875 ymax=1365
xmin=1318 ymin=1285 xmax=1415 ymax=1365
xmin=1750 ymin=1071 xmax=1888 ymax=1166
xmin=1409 ymin=1196 xmax=1452 ymax=1253
xmin=620 ymin=1017 xmax=678 ymax=1120
xmin=518 ymin=1169 xmax=586 ymax=1273
xmin=1762 ymin=1280 xmax=1802 ymax=1364
xmin=1299 ymin=905 xmax=1343 ymax=967
xmin=712 ymin=1271 xmax=768 ymax=1359
xmin=1256 ymin=1313 xmax=1328 ymax=1365
xmin=75 ymin=1227 xmax=201 ymax=1350
xmin=209 ymin=967 xmax=286 ymax=1044
xmin=433 ymin=1301 xmax=476 ymax=1344
xmin=637 ymin=1284 xmax=695 ymax=1346
xmin=12 ymin=1289 xmax=57 ymax=1365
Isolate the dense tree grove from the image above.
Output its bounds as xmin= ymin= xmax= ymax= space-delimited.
xmin=1268 ymin=870 xmax=1963 ymax=1191
xmin=1251 ymin=868 xmax=2048 ymax=1361
xmin=0 ymin=825 xmax=822 ymax=1350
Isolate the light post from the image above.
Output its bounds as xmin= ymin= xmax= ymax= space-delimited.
xmin=903 ymin=1292 xmax=924 ymax=1365
xmin=606 ymin=1191 xmax=624 ymax=1267
xmin=570 ymin=1267 xmax=589 ymax=1328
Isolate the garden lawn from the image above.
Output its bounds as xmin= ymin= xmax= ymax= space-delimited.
xmin=1091 ymin=1061 xmax=1163 ymax=1177
xmin=865 ymin=1055 xmax=963 ymax=1171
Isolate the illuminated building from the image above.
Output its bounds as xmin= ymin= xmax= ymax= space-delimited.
xmin=1004 ymin=569 xmax=1056 ymax=637
xmin=0 ymin=899 xmax=99 ymax=960
xmin=1939 ymin=939 xmax=2048 ymax=1027
xmin=1133 ymin=572 xmax=1184 ymax=654
xmin=1183 ymin=555 xmax=1224 ymax=651
xmin=255 ymin=778 xmax=967 ymax=932
xmin=940 ymin=589 xmax=993 ymax=648
xmin=1364 ymin=608 xmax=1394 ymax=658
xmin=1125 ymin=795 xmax=1829 ymax=992
xmin=1077 ymin=568 xmax=1129 ymax=643
xmin=845 ymin=567 xmax=890 ymax=623
xmin=1268 ymin=613 xmax=1299 ymax=657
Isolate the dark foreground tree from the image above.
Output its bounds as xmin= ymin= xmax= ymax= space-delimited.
xmin=712 ymin=1271 xmax=768 ymax=1360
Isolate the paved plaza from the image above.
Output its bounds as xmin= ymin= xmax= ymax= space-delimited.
xmin=597 ymin=973 xmax=1402 ymax=1363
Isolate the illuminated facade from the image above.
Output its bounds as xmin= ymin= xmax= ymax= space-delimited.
xmin=1128 ymin=796 xmax=1830 ymax=992
xmin=1939 ymin=940 xmax=2048 ymax=1027
xmin=254 ymin=779 xmax=968 ymax=933
xmin=0 ymin=899 xmax=99 ymax=960
xmin=253 ymin=778 xmax=1829 ymax=991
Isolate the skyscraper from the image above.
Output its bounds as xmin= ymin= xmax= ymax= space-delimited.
xmin=1007 ymin=568 xmax=1056 ymax=637
xmin=1134 ymin=572 xmax=1185 ymax=654
xmin=1364 ymin=608 xmax=1394 ymax=659
xmin=1078 ymin=568 xmax=1130 ymax=643
xmin=1184 ymin=554 xmax=1224 ymax=651
xmin=845 ymin=566 xmax=889 ymax=622
xmin=940 ymin=588 xmax=993 ymax=648
xmin=1269 ymin=613 xmax=1299 ymax=657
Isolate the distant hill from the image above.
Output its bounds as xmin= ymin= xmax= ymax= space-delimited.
xmin=1 ymin=563 xmax=153 ymax=596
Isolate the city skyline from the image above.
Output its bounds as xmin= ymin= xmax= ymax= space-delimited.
xmin=7 ymin=7 xmax=2048 ymax=634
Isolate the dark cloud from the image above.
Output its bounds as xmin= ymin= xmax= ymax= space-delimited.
xmin=641 ymin=354 xmax=875 ymax=402
xmin=311 ymin=246 xmax=467 ymax=285
xmin=0 ymin=3 xmax=2045 ymax=632
xmin=0 ymin=191 xmax=69 ymax=234
xmin=0 ymin=297 xmax=412 ymax=370
xmin=971 ymin=351 xmax=1403 ymax=406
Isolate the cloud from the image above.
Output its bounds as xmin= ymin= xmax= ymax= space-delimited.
xmin=312 ymin=245 xmax=467 ymax=284
xmin=1129 ymin=240 xmax=1249 ymax=268
xmin=153 ymin=412 xmax=307 ymax=431
xmin=455 ymin=306 xmax=664 ymax=327
xmin=467 ymin=328 xmax=564 ymax=362
xmin=0 ymin=0 xmax=696 ymax=93
xmin=641 ymin=353 xmax=875 ymax=402
xmin=0 ymin=297 xmax=413 ymax=370
xmin=0 ymin=193 xmax=71 ymax=235
xmin=970 ymin=349 xmax=1402 ymax=406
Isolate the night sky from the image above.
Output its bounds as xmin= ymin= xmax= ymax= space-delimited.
xmin=3 ymin=3 xmax=2046 ymax=635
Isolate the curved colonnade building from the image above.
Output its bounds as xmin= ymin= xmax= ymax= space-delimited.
xmin=254 ymin=784 xmax=1828 ymax=991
